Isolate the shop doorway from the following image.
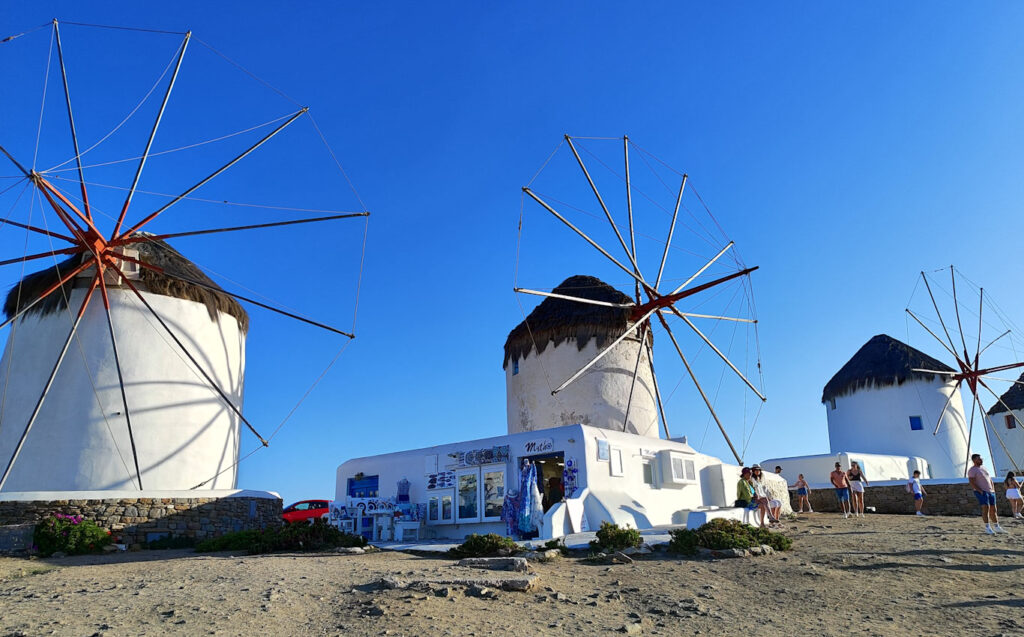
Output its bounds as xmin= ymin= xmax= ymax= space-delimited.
xmin=524 ymin=452 xmax=565 ymax=512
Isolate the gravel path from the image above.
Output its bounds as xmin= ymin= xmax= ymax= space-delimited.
xmin=2 ymin=513 xmax=1023 ymax=636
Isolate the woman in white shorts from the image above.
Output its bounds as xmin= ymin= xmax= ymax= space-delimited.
xmin=1005 ymin=472 xmax=1023 ymax=519
xmin=847 ymin=462 xmax=868 ymax=518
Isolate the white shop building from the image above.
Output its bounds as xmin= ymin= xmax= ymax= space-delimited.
xmin=333 ymin=276 xmax=787 ymax=542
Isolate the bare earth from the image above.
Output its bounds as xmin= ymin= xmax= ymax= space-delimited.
xmin=1 ymin=514 xmax=1022 ymax=636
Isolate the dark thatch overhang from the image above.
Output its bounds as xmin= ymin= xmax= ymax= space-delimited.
xmin=503 ymin=274 xmax=649 ymax=368
xmin=821 ymin=334 xmax=953 ymax=403
xmin=3 ymin=236 xmax=248 ymax=332
xmin=988 ymin=371 xmax=1024 ymax=415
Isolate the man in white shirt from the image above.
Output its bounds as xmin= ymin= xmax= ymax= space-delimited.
xmin=967 ymin=454 xmax=1005 ymax=534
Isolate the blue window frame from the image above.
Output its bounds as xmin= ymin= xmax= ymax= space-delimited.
xmin=909 ymin=416 xmax=923 ymax=431
xmin=347 ymin=475 xmax=379 ymax=498
xmin=513 ymin=360 xmax=519 ymax=375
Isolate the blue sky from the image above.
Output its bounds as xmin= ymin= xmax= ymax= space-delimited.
xmin=3 ymin=3 xmax=1024 ymax=505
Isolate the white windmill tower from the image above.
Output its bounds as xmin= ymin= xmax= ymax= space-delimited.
xmin=905 ymin=267 xmax=1024 ymax=477
xmin=0 ymin=20 xmax=368 ymax=494
xmin=508 ymin=135 xmax=765 ymax=464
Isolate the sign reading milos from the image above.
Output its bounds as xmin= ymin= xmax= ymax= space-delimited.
xmin=523 ymin=438 xmax=554 ymax=454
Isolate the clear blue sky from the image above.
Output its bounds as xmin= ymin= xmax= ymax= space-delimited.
xmin=3 ymin=3 xmax=1024 ymax=505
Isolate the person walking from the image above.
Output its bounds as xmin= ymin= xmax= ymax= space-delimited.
xmin=830 ymin=462 xmax=852 ymax=519
xmin=1004 ymin=472 xmax=1023 ymax=520
xmin=791 ymin=474 xmax=813 ymax=513
xmin=968 ymin=454 xmax=1005 ymax=534
xmin=847 ymin=461 xmax=869 ymax=518
xmin=908 ymin=470 xmax=927 ymax=516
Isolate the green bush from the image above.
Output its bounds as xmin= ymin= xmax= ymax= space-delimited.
xmin=589 ymin=522 xmax=643 ymax=552
xmin=449 ymin=533 xmax=522 ymax=558
xmin=33 ymin=514 xmax=112 ymax=557
xmin=667 ymin=528 xmax=699 ymax=555
xmin=195 ymin=519 xmax=367 ymax=555
xmin=667 ymin=518 xmax=792 ymax=555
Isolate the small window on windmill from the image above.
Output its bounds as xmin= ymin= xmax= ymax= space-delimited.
xmin=909 ymin=416 xmax=923 ymax=431
xmin=829 ymin=398 xmax=836 ymax=410
xmin=513 ymin=360 xmax=519 ymax=376
xmin=1006 ymin=415 xmax=1016 ymax=430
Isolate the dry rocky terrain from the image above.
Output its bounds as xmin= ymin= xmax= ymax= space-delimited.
xmin=2 ymin=513 xmax=1023 ymax=636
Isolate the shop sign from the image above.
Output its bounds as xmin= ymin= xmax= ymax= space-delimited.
xmin=523 ymin=438 xmax=554 ymax=454
xmin=447 ymin=445 xmax=510 ymax=468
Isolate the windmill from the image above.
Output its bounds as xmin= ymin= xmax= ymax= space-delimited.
xmin=906 ymin=267 xmax=1024 ymax=475
xmin=512 ymin=135 xmax=765 ymax=464
xmin=0 ymin=20 xmax=368 ymax=492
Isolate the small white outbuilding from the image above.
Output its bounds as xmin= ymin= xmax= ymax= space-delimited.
xmin=985 ymin=374 xmax=1024 ymax=477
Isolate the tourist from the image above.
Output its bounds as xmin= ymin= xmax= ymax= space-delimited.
xmin=774 ymin=466 xmax=783 ymax=475
xmin=968 ymin=454 xmax=1005 ymax=534
xmin=847 ymin=461 xmax=869 ymax=518
xmin=908 ymin=469 xmax=926 ymax=516
xmin=751 ymin=465 xmax=779 ymax=527
xmin=736 ymin=467 xmax=756 ymax=507
xmin=791 ymin=473 xmax=813 ymax=513
xmin=830 ymin=461 xmax=852 ymax=519
xmin=1004 ymin=472 xmax=1023 ymax=520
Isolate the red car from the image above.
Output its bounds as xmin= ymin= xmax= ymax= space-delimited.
xmin=282 ymin=499 xmax=331 ymax=524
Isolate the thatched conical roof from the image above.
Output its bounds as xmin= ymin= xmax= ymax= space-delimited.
xmin=988 ymin=371 xmax=1024 ymax=415
xmin=3 ymin=236 xmax=248 ymax=332
xmin=503 ymin=274 xmax=648 ymax=368
xmin=821 ymin=334 xmax=953 ymax=403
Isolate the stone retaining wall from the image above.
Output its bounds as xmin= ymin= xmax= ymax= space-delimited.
xmin=795 ymin=482 xmax=1017 ymax=517
xmin=0 ymin=496 xmax=282 ymax=549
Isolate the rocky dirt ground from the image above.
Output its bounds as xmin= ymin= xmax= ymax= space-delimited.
xmin=2 ymin=513 xmax=1023 ymax=636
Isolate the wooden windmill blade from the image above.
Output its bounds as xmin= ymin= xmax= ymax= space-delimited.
xmin=512 ymin=135 xmax=766 ymax=463
xmin=0 ymin=19 xmax=369 ymax=493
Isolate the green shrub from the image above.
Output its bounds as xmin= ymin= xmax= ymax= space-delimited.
xmin=449 ymin=533 xmax=522 ymax=558
xmin=33 ymin=514 xmax=112 ymax=557
xmin=589 ymin=522 xmax=643 ymax=552
xmin=195 ymin=519 xmax=367 ymax=555
xmin=667 ymin=518 xmax=793 ymax=555
xmin=667 ymin=528 xmax=699 ymax=555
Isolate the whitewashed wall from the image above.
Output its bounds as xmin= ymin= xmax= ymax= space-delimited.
xmin=825 ymin=378 xmax=968 ymax=478
xmin=505 ymin=336 xmax=659 ymax=438
xmin=760 ymin=451 xmax=930 ymax=488
xmin=0 ymin=286 xmax=244 ymax=492
xmin=984 ymin=410 xmax=1024 ymax=477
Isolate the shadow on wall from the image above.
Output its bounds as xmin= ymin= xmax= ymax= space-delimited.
xmin=0 ymin=495 xmax=282 ymax=549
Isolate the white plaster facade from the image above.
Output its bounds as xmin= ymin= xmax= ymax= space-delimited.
xmin=825 ymin=378 xmax=968 ymax=478
xmin=760 ymin=451 xmax=930 ymax=488
xmin=984 ymin=409 xmax=1024 ymax=477
xmin=334 ymin=423 xmax=790 ymax=541
xmin=0 ymin=285 xmax=245 ymax=492
xmin=505 ymin=336 xmax=659 ymax=438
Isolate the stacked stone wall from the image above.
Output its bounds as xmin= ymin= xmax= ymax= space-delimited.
xmin=0 ymin=496 xmax=281 ymax=549
xmin=795 ymin=482 xmax=1017 ymax=517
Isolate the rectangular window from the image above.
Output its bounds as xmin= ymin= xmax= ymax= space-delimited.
xmin=482 ymin=467 xmax=505 ymax=520
xmin=457 ymin=470 xmax=479 ymax=522
xmin=513 ymin=360 xmax=519 ymax=375
xmin=642 ymin=460 xmax=655 ymax=486
xmin=829 ymin=398 xmax=836 ymax=410
xmin=427 ymin=489 xmax=455 ymax=525
xmin=1007 ymin=415 xmax=1017 ymax=430
xmin=671 ymin=457 xmax=684 ymax=481
xmin=909 ymin=416 xmax=923 ymax=431
xmin=347 ymin=475 xmax=379 ymax=498
xmin=684 ymin=459 xmax=696 ymax=481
